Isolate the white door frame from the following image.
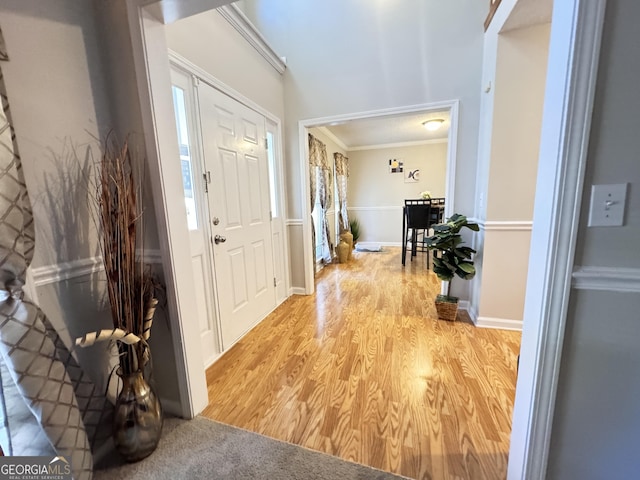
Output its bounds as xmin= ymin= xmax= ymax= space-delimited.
xmin=507 ymin=1 xmax=606 ymax=478
xmin=299 ymin=100 xmax=459 ymax=294
xmin=125 ymin=1 xmax=605 ymax=478
xmin=168 ymin=49 xmax=291 ymax=302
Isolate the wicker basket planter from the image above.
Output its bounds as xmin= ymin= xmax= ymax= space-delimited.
xmin=435 ymin=294 xmax=458 ymax=322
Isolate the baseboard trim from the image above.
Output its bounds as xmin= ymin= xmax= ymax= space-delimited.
xmin=357 ymin=241 xmax=402 ymax=247
xmin=289 ymin=287 xmax=307 ymax=296
xmin=459 ymin=300 xmax=478 ymax=325
xmin=572 ymin=266 xmax=640 ymax=293
xmin=476 ymin=316 xmax=523 ymax=331
xmin=160 ymin=398 xmax=184 ymax=417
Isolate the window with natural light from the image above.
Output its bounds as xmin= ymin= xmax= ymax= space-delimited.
xmin=266 ymin=131 xmax=278 ymax=217
xmin=171 ymin=85 xmax=198 ymax=230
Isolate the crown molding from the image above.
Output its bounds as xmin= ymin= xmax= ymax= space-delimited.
xmin=218 ymin=4 xmax=286 ymax=74
xmin=348 ymin=138 xmax=447 ymax=152
xmin=316 ymin=126 xmax=349 ymax=151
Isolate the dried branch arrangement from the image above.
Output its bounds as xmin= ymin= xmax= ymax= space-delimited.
xmin=75 ymin=134 xmax=157 ymax=374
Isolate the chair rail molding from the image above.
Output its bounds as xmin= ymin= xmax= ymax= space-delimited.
xmin=31 ymin=250 xmax=164 ymax=287
xmin=285 ymin=218 xmax=304 ymax=227
xmin=31 ymin=257 xmax=104 ymax=287
xmin=572 ymin=266 xmax=640 ymax=293
xmin=483 ymin=220 xmax=533 ymax=231
xmin=347 ymin=206 xmax=403 ymax=212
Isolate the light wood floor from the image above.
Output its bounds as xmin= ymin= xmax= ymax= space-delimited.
xmin=203 ymin=247 xmax=521 ymax=480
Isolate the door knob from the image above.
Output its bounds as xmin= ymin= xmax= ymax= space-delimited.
xmin=212 ymin=217 xmax=220 ymax=225
xmin=214 ymin=235 xmax=226 ymax=244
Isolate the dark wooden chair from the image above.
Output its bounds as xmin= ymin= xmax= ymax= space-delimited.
xmin=402 ymin=198 xmax=446 ymax=266
xmin=402 ymin=199 xmax=432 ymax=266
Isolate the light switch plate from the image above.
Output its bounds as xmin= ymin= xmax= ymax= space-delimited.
xmin=588 ymin=183 xmax=628 ymax=227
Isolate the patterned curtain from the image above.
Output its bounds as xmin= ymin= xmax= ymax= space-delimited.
xmin=308 ymin=134 xmax=333 ymax=264
xmin=334 ymin=152 xmax=350 ymax=231
xmin=318 ymin=166 xmax=333 ymax=263
xmin=308 ymin=134 xmax=320 ymax=264
xmin=0 ymin=26 xmax=103 ymax=479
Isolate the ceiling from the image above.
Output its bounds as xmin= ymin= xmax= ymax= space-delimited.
xmin=312 ymin=0 xmax=552 ymax=151
xmin=502 ymin=0 xmax=553 ymax=32
xmin=323 ymin=110 xmax=450 ymax=150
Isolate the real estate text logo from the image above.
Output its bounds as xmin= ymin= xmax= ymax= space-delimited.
xmin=0 ymin=456 xmax=72 ymax=480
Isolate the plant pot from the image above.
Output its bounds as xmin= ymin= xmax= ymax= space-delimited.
xmin=113 ymin=369 xmax=163 ymax=462
xmin=435 ymin=294 xmax=458 ymax=322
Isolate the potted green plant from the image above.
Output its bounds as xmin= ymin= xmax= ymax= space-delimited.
xmin=349 ymin=218 xmax=361 ymax=246
xmin=425 ymin=213 xmax=479 ymax=321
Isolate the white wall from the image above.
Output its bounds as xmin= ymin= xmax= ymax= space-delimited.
xmin=1 ymin=0 xmax=111 ymax=269
xmin=164 ymin=9 xmax=285 ymax=121
xmin=347 ymin=142 xmax=447 ymax=244
xmin=486 ymin=23 xmax=550 ymax=221
xmin=243 ymin=0 xmax=486 ymax=296
xmin=0 ymin=0 xmax=186 ymax=411
xmin=475 ymin=22 xmax=550 ymax=328
xmin=546 ymin=1 xmax=640 ymax=477
xmin=0 ymin=0 xmax=118 ymax=391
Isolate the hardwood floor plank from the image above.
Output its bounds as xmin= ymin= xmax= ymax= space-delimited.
xmin=202 ymin=247 xmax=521 ymax=479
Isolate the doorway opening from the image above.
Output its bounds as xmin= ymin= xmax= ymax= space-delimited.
xmin=299 ymin=101 xmax=459 ymax=294
xmin=127 ymin=1 xmax=605 ymax=477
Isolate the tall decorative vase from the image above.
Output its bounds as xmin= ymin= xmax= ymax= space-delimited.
xmin=336 ymin=239 xmax=350 ymax=263
xmin=113 ymin=369 xmax=163 ymax=462
xmin=340 ymin=231 xmax=353 ymax=260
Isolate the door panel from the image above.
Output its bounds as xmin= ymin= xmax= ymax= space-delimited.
xmin=252 ymin=240 xmax=268 ymax=294
xmin=220 ymin=150 xmax=242 ymax=227
xmin=199 ymin=82 xmax=276 ymax=349
xmin=228 ymin=247 xmax=249 ymax=311
xmin=247 ymin=155 xmax=263 ymax=224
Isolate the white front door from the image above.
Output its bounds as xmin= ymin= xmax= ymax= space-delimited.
xmin=198 ymin=83 xmax=277 ymax=349
xmin=170 ymin=69 xmax=220 ymax=367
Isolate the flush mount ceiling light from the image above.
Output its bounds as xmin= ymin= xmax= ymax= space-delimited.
xmin=422 ymin=119 xmax=445 ymax=131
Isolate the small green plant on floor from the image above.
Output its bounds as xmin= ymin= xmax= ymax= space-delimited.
xmin=349 ymin=218 xmax=361 ymax=244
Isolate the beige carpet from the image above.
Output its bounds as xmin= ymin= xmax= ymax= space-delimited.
xmin=95 ymin=417 xmax=408 ymax=480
